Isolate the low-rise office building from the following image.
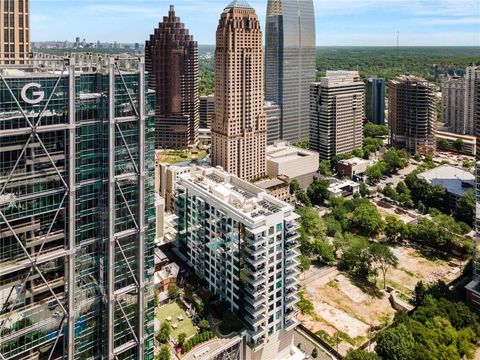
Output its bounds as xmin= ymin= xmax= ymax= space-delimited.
xmin=418 ymin=164 xmax=475 ymax=209
xmin=327 ymin=180 xmax=360 ymax=198
xmin=337 ymin=157 xmax=371 ymax=179
xmin=266 ymin=141 xmax=319 ymax=190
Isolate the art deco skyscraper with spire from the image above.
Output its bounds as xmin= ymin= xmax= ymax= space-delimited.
xmin=265 ymin=0 xmax=316 ymax=143
xmin=211 ymin=0 xmax=267 ymax=181
xmin=146 ymin=5 xmax=199 ymax=149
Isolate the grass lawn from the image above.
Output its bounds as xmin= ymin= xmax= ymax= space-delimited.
xmin=157 ymin=302 xmax=197 ymax=340
xmin=158 ymin=149 xmax=207 ymax=164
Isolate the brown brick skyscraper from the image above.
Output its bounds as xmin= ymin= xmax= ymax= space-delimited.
xmin=0 ymin=0 xmax=30 ymax=64
xmin=211 ymin=0 xmax=267 ymax=181
xmin=146 ymin=5 xmax=199 ymax=149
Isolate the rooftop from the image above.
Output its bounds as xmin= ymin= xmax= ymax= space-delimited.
xmin=179 ymin=166 xmax=292 ymax=221
xmin=266 ymin=141 xmax=319 ymax=164
xmin=224 ymin=0 xmax=253 ymax=12
xmin=338 ymin=157 xmax=370 ymax=166
xmin=418 ymin=165 xmax=475 ymax=197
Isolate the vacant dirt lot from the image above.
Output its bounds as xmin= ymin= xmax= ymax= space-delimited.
xmin=299 ymin=243 xmax=466 ymax=356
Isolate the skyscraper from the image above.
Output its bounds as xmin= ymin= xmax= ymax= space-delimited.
xmin=0 ymin=55 xmax=156 ymax=359
xmin=464 ymin=66 xmax=480 ymax=136
xmin=365 ymin=77 xmax=386 ymax=125
xmin=265 ymin=0 xmax=316 ymax=143
xmin=146 ymin=5 xmax=199 ymax=149
xmin=265 ymin=101 xmax=281 ymax=145
xmin=0 ymin=0 xmax=30 ymax=64
xmin=310 ymin=71 xmax=364 ymax=160
xmin=442 ymin=76 xmax=466 ymax=134
xmin=199 ymin=94 xmax=215 ymax=129
xmin=389 ymin=75 xmax=437 ymax=154
xmin=211 ymin=0 xmax=267 ymax=181
xmin=174 ymin=165 xmax=300 ymax=359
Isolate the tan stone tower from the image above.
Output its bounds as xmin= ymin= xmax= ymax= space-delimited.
xmin=0 ymin=0 xmax=30 ymax=64
xmin=211 ymin=0 xmax=267 ymax=181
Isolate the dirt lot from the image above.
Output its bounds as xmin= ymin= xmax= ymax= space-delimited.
xmin=299 ymin=244 xmax=466 ymax=356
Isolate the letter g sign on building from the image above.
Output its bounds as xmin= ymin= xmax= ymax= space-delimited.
xmin=21 ymin=83 xmax=45 ymax=105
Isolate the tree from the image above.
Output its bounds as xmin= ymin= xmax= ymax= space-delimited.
xmin=311 ymin=348 xmax=318 ymax=359
xmin=383 ymin=148 xmax=407 ymax=173
xmin=198 ymin=319 xmax=210 ymax=332
xmin=344 ymin=349 xmax=381 ymax=360
xmin=156 ymin=322 xmax=171 ymax=344
xmin=359 ymin=182 xmax=370 ymax=197
xmin=384 ymin=215 xmax=407 ymax=243
xmin=350 ymin=203 xmax=385 ymax=238
xmin=371 ymin=244 xmax=398 ymax=289
xmin=453 ymin=138 xmax=465 ymax=153
xmin=307 ymin=179 xmax=330 ymax=206
xmin=298 ymin=255 xmax=311 ymax=272
xmin=295 ymin=190 xmax=312 ymax=207
xmin=364 ymin=122 xmax=389 ymax=138
xmin=454 ymin=189 xmax=475 ymax=226
xmin=297 ymin=292 xmax=314 ymax=315
xmin=290 ymin=179 xmax=300 ymax=195
xmin=156 ymin=344 xmax=171 ymax=360
xmin=437 ymin=138 xmax=450 ymax=149
xmin=352 ymin=148 xmax=365 ymax=159
xmin=177 ymin=332 xmax=187 ymax=347
xmin=414 ymin=281 xmax=427 ymax=306
xmin=339 ymin=236 xmax=377 ymax=280
xmin=168 ymin=284 xmax=179 ymax=300
xmin=382 ymin=184 xmax=397 ymax=200
xmin=375 ymin=324 xmax=415 ymax=360
xmin=318 ymin=160 xmax=333 ymax=177
xmin=365 ymin=162 xmax=386 ymax=183
xmin=154 ymin=288 xmax=159 ymax=308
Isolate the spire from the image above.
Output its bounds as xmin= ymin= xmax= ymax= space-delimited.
xmin=223 ymin=0 xmax=253 ymax=12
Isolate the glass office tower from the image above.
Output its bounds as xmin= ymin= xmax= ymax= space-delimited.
xmin=265 ymin=0 xmax=316 ymax=143
xmin=0 ymin=54 xmax=156 ymax=360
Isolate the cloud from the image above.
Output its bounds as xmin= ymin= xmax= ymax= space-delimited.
xmin=422 ymin=16 xmax=480 ymax=25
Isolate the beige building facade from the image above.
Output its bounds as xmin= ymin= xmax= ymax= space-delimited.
xmin=211 ymin=1 xmax=267 ymax=181
xmin=442 ymin=76 xmax=466 ymax=134
xmin=310 ymin=71 xmax=364 ymax=160
xmin=465 ymin=66 xmax=480 ymax=136
xmin=0 ymin=0 xmax=30 ymax=64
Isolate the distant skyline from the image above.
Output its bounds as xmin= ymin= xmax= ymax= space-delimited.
xmin=31 ymin=0 xmax=479 ymax=46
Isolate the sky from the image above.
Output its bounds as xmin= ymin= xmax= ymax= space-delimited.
xmin=31 ymin=0 xmax=480 ymax=46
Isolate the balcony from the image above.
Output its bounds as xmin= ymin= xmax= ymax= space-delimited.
xmin=244 ymin=244 xmax=266 ymax=257
xmin=245 ymin=254 xmax=267 ymax=267
xmin=284 ymin=318 xmax=298 ymax=331
xmin=285 ymin=259 xmax=299 ymax=271
xmin=244 ymin=313 xmax=266 ymax=327
xmin=246 ymin=273 xmax=267 ymax=287
xmin=245 ymin=236 xmax=267 ymax=247
xmin=285 ymin=249 xmax=299 ymax=260
xmin=285 ymin=240 xmax=300 ymax=249
xmin=245 ymin=304 xmax=264 ymax=318
xmin=248 ymin=327 xmax=267 ymax=340
xmin=244 ymin=292 xmax=267 ymax=308
xmin=245 ymin=284 xmax=267 ymax=296
xmin=285 ymin=294 xmax=299 ymax=307
xmin=285 ymin=277 xmax=298 ymax=289
xmin=285 ymin=222 xmax=300 ymax=232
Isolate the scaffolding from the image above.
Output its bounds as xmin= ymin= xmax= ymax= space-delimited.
xmin=0 ymin=54 xmax=156 ymax=360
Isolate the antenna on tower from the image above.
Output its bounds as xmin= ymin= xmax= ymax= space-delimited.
xmin=396 ymin=31 xmax=399 ymax=55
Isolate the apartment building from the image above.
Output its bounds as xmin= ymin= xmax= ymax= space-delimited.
xmin=389 ymin=75 xmax=437 ymax=155
xmin=310 ymin=71 xmax=364 ymax=160
xmin=174 ymin=166 xmax=300 ymax=360
xmin=442 ymin=76 xmax=466 ymax=134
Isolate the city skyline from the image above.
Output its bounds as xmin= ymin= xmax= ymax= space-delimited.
xmin=31 ymin=0 xmax=479 ymax=46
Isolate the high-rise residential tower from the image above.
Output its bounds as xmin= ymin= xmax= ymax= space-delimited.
xmin=211 ymin=0 xmax=267 ymax=181
xmin=146 ymin=5 xmax=199 ymax=149
xmin=310 ymin=71 xmax=364 ymax=160
xmin=442 ymin=76 xmax=466 ymax=134
xmin=175 ymin=165 xmax=300 ymax=359
xmin=265 ymin=0 xmax=316 ymax=143
xmin=465 ymin=66 xmax=480 ymax=136
xmin=365 ymin=77 xmax=386 ymax=125
xmin=0 ymin=0 xmax=30 ymax=64
xmin=389 ymin=75 xmax=437 ymax=154
xmin=466 ymin=74 xmax=480 ymax=310
xmin=0 ymin=55 xmax=156 ymax=359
